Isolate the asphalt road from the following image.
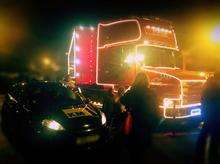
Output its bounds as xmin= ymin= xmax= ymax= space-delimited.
xmin=0 ymin=95 xmax=200 ymax=164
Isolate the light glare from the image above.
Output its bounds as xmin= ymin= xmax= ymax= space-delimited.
xmin=75 ymin=46 xmax=80 ymax=52
xmin=135 ymin=54 xmax=144 ymax=62
xmin=101 ymin=112 xmax=107 ymax=125
xmin=42 ymin=119 xmax=64 ymax=131
xmin=124 ymin=54 xmax=134 ymax=64
xmin=48 ymin=121 xmax=61 ymax=130
xmin=75 ymin=58 xmax=80 ymax=65
xmin=76 ymin=72 xmax=80 ymax=77
xmin=79 ymin=26 xmax=84 ymax=30
xmin=212 ymin=26 xmax=220 ymax=43
xmin=90 ymin=26 xmax=95 ymax=31
xmin=164 ymin=99 xmax=174 ymax=108
xmin=190 ymin=108 xmax=201 ymax=116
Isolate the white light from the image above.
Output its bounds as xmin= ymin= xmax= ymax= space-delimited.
xmin=135 ymin=54 xmax=144 ymax=62
xmin=8 ymin=94 xmax=18 ymax=103
xmin=79 ymin=26 xmax=84 ymax=30
xmin=199 ymin=72 xmax=206 ymax=77
xmin=48 ymin=121 xmax=60 ymax=130
xmin=152 ymin=26 xmax=156 ymax=30
xmin=78 ymin=87 xmax=82 ymax=93
xmin=75 ymin=33 xmax=79 ymax=39
xmin=146 ymin=25 xmax=150 ymax=29
xmin=125 ymin=54 xmax=144 ymax=64
xmin=164 ymin=29 xmax=169 ymax=33
xmin=90 ymin=26 xmax=94 ymax=31
xmin=73 ymin=32 xmax=79 ymax=39
xmin=212 ymin=26 xmax=220 ymax=43
xmin=144 ymin=40 xmax=149 ymax=44
xmin=164 ymin=99 xmax=174 ymax=108
xmin=162 ymin=29 xmax=166 ymax=33
xmin=156 ymin=27 xmax=160 ymax=32
xmin=101 ymin=112 xmax=107 ymax=125
xmin=75 ymin=46 xmax=80 ymax=52
xmin=190 ymin=108 xmax=201 ymax=116
xmin=124 ymin=54 xmax=134 ymax=64
xmin=76 ymin=72 xmax=80 ymax=77
xmin=42 ymin=119 xmax=64 ymax=131
xmin=75 ymin=58 xmax=80 ymax=65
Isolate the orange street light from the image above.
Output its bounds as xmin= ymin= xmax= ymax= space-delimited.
xmin=42 ymin=57 xmax=51 ymax=66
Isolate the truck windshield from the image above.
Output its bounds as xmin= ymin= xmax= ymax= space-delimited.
xmin=137 ymin=46 xmax=182 ymax=68
xmin=99 ymin=20 xmax=140 ymax=47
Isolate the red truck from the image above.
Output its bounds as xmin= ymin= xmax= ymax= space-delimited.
xmin=67 ymin=18 xmax=206 ymax=121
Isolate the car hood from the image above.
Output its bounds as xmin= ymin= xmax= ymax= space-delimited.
xmin=58 ymin=103 xmax=102 ymax=131
xmin=30 ymin=100 xmax=102 ymax=131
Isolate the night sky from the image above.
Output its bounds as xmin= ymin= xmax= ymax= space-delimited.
xmin=0 ymin=0 xmax=220 ymax=75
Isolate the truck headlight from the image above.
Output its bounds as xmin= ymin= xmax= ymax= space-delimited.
xmin=42 ymin=119 xmax=64 ymax=131
xmin=163 ymin=99 xmax=174 ymax=108
xmin=190 ymin=108 xmax=201 ymax=116
xmin=100 ymin=112 xmax=107 ymax=125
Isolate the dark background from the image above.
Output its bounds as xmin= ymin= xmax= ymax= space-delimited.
xmin=0 ymin=0 xmax=220 ymax=87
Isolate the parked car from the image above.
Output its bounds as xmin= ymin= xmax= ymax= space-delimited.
xmin=1 ymin=81 xmax=110 ymax=150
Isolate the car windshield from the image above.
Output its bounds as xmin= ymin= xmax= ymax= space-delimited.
xmin=27 ymin=83 xmax=83 ymax=104
xmin=137 ymin=46 xmax=182 ymax=68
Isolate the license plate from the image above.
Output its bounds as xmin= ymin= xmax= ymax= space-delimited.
xmin=76 ymin=135 xmax=100 ymax=145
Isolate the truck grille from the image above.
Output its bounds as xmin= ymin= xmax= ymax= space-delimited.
xmin=182 ymin=81 xmax=205 ymax=105
xmin=165 ymin=108 xmax=190 ymax=118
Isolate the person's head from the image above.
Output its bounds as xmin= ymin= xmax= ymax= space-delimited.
xmin=132 ymin=72 xmax=149 ymax=89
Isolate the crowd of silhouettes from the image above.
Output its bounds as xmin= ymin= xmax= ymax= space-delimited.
xmin=101 ymin=71 xmax=220 ymax=164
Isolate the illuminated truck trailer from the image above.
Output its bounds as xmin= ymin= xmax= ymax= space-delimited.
xmin=67 ymin=18 xmax=206 ymax=119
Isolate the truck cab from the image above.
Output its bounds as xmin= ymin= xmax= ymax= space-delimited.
xmin=67 ymin=18 xmax=206 ymax=120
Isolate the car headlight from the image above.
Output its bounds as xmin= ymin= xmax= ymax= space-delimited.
xmin=100 ymin=112 xmax=107 ymax=125
xmin=42 ymin=119 xmax=64 ymax=131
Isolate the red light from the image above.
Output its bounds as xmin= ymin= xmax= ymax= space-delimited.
xmin=74 ymin=26 xmax=97 ymax=84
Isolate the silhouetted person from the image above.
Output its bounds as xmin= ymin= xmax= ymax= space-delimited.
xmin=114 ymin=86 xmax=126 ymax=113
xmin=102 ymin=88 xmax=115 ymax=126
xmin=120 ymin=72 xmax=159 ymax=164
xmin=196 ymin=72 xmax=220 ymax=164
xmin=110 ymin=86 xmax=126 ymax=130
